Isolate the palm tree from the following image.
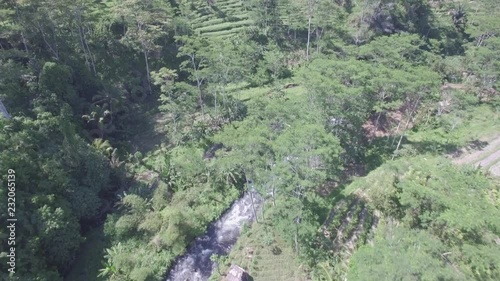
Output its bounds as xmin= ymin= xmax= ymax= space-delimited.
xmin=448 ymin=4 xmax=467 ymax=30
xmin=110 ymin=148 xmax=125 ymax=168
xmin=82 ymin=105 xmax=116 ymax=139
xmin=98 ymin=261 xmax=118 ymax=279
xmin=92 ymin=138 xmax=113 ymax=157
xmin=98 ymin=243 xmax=124 ymax=279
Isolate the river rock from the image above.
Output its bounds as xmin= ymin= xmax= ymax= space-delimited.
xmin=224 ymin=265 xmax=249 ymax=281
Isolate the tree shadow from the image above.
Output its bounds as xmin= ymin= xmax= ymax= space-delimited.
xmin=408 ymin=139 xmax=460 ymax=156
xmin=365 ymin=134 xmax=462 ymax=161
xmin=468 ymin=139 xmax=489 ymax=150
xmin=121 ymin=95 xmax=169 ymax=154
xmin=63 ymin=225 xmax=110 ymax=281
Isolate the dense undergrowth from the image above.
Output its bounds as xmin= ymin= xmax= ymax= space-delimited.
xmin=0 ymin=0 xmax=499 ymax=280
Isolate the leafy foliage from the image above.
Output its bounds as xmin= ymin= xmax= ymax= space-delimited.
xmin=1 ymin=0 xmax=499 ymax=280
xmin=345 ymin=156 xmax=500 ymax=280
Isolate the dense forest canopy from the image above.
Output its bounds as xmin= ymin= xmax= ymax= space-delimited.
xmin=0 ymin=0 xmax=499 ymax=280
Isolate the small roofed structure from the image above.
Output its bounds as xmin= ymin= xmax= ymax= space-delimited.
xmin=0 ymin=99 xmax=11 ymax=119
xmin=224 ymin=265 xmax=250 ymax=281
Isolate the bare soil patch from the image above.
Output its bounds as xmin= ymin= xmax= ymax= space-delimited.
xmin=362 ymin=111 xmax=414 ymax=140
xmin=452 ymin=134 xmax=500 ymax=176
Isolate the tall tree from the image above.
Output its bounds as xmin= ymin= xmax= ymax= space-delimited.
xmin=108 ymin=0 xmax=172 ymax=95
xmin=176 ymin=35 xmax=211 ymax=119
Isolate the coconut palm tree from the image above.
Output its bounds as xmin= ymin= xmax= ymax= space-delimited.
xmin=448 ymin=4 xmax=467 ymax=30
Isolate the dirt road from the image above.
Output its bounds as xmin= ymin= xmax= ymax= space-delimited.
xmin=452 ymin=134 xmax=500 ymax=177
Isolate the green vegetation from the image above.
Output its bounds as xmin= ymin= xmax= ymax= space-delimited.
xmin=213 ymin=222 xmax=308 ymax=281
xmin=345 ymin=157 xmax=500 ymax=281
xmin=65 ymin=227 xmax=108 ymax=281
xmin=408 ymin=104 xmax=500 ymax=152
xmin=0 ymin=0 xmax=499 ymax=280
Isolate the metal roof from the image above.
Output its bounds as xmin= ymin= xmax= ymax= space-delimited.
xmin=0 ymin=99 xmax=11 ymax=119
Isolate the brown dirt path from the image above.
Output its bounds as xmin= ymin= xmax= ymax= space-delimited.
xmin=452 ymin=134 xmax=500 ymax=176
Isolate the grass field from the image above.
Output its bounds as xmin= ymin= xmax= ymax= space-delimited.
xmin=212 ymin=221 xmax=308 ymax=281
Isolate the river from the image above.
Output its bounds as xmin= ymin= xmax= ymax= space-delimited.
xmin=165 ymin=190 xmax=262 ymax=281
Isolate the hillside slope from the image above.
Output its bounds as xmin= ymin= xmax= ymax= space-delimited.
xmin=183 ymin=0 xmax=253 ymax=39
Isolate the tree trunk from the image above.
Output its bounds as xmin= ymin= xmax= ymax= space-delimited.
xmin=424 ymin=108 xmax=432 ymax=126
xmin=76 ymin=20 xmax=90 ymax=72
xmin=75 ymin=7 xmax=96 ymax=75
xmin=250 ymin=189 xmax=258 ymax=223
xmin=375 ymin=111 xmax=382 ymax=128
xmin=306 ymin=15 xmax=311 ymax=62
xmin=392 ymin=98 xmax=421 ymax=159
xmin=191 ymin=54 xmax=204 ymax=119
xmin=198 ymin=81 xmax=204 ymax=119
xmin=294 ymin=225 xmax=299 ymax=254
xmin=316 ymin=28 xmax=322 ymax=53
xmin=82 ymin=24 xmax=97 ymax=75
xmin=214 ymin=89 xmax=217 ymax=115
xmin=392 ymin=109 xmax=418 ymax=158
xmin=49 ymin=20 xmax=59 ymax=55
xmin=143 ymin=48 xmax=152 ymax=95
xmin=37 ymin=23 xmax=59 ymax=60
xmin=393 ymin=133 xmax=405 ymax=160
xmin=173 ymin=115 xmax=178 ymax=135
xmin=15 ymin=6 xmax=29 ymax=53
xmin=261 ymin=202 xmax=265 ymax=222
xmin=390 ymin=117 xmax=403 ymax=147
xmin=85 ymin=39 xmax=97 ymax=75
xmin=272 ymin=184 xmax=276 ymax=207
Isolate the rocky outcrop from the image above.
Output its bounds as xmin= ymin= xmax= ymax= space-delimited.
xmin=224 ymin=265 xmax=250 ymax=281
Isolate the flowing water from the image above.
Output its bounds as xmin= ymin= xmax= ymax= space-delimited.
xmin=165 ymin=191 xmax=262 ymax=281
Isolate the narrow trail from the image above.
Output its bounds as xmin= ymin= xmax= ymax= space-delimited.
xmin=452 ymin=134 xmax=500 ymax=176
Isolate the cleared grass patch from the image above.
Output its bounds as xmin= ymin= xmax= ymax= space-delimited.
xmin=235 ymin=86 xmax=270 ymax=101
xmin=408 ymin=105 xmax=500 ymax=149
xmin=196 ymin=19 xmax=253 ymax=33
xmin=212 ymin=222 xmax=308 ymax=281
xmin=219 ymin=2 xmax=245 ymax=10
xmin=226 ymin=82 xmax=251 ymax=93
xmin=233 ymin=83 xmax=306 ymax=102
xmin=212 ymin=33 xmax=241 ymax=40
xmin=193 ymin=12 xmax=249 ymax=26
xmin=192 ymin=15 xmax=250 ymax=29
xmin=203 ymin=26 xmax=249 ymax=37
xmin=216 ymin=0 xmax=242 ymax=4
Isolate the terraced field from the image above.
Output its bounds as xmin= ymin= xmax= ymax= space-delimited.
xmin=219 ymin=222 xmax=308 ymax=281
xmin=320 ymin=197 xmax=376 ymax=264
xmin=185 ymin=0 xmax=253 ymax=39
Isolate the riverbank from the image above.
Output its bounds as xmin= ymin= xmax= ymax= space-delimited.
xmin=166 ymin=191 xmax=262 ymax=280
xmin=211 ymin=217 xmax=308 ymax=281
